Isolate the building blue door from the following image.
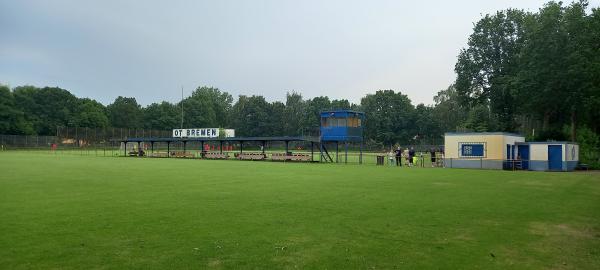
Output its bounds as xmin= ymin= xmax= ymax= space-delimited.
xmin=518 ymin=145 xmax=529 ymax=170
xmin=548 ymin=145 xmax=562 ymax=171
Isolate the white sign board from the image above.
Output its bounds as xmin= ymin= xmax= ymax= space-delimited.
xmin=172 ymin=128 xmax=235 ymax=138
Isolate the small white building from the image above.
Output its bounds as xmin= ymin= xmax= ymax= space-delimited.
xmin=516 ymin=142 xmax=579 ymax=171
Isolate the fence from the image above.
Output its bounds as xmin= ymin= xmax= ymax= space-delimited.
xmin=0 ymin=127 xmax=171 ymax=150
xmin=0 ymin=127 xmax=445 ymax=165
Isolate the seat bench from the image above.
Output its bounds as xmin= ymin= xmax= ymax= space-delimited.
xmin=204 ymin=152 xmax=229 ymax=159
xmin=238 ymin=153 xmax=266 ymax=160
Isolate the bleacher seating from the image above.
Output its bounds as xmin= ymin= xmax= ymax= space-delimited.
xmin=204 ymin=152 xmax=229 ymax=159
xmin=237 ymin=153 xmax=266 ymax=160
xmin=271 ymin=153 xmax=311 ymax=161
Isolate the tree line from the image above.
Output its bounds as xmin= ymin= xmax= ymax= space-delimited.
xmin=1 ymin=1 xmax=598 ymax=163
xmin=0 ymin=84 xmax=443 ymax=145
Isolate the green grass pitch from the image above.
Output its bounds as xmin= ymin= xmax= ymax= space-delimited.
xmin=1 ymin=152 xmax=599 ymax=269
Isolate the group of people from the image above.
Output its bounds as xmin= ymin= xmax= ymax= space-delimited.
xmin=386 ymin=146 xmax=443 ymax=167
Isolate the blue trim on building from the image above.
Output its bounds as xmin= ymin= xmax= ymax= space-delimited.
xmin=444 ymin=159 xmax=503 ymax=169
xmin=565 ymin=161 xmax=578 ymax=171
xmin=528 ymin=160 xmax=548 ymax=171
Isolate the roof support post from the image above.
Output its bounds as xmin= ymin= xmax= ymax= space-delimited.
xmin=336 ymin=141 xmax=339 ymax=163
xmin=285 ymin=141 xmax=289 ymax=155
xmin=345 ymin=141 xmax=348 ymax=164
xmin=359 ymin=140 xmax=363 ymax=164
xmin=311 ymin=142 xmax=314 ymax=162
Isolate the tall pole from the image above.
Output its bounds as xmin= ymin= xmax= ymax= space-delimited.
xmin=180 ymin=86 xmax=184 ymax=129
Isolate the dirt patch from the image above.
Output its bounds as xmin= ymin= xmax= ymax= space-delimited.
xmin=529 ymin=222 xmax=596 ymax=239
xmin=207 ymin=259 xmax=222 ymax=268
xmin=508 ymin=180 xmax=553 ymax=187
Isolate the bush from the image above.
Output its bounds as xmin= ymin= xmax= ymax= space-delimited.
xmin=576 ymin=127 xmax=600 ymax=169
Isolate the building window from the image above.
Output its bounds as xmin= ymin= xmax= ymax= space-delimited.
xmin=460 ymin=143 xmax=485 ymax=157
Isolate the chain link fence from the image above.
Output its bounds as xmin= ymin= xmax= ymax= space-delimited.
xmin=0 ymin=127 xmax=444 ymax=165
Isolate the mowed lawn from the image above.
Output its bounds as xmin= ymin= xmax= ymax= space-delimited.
xmin=0 ymin=152 xmax=599 ymax=269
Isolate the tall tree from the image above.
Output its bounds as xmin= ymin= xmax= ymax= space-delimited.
xmin=13 ymin=86 xmax=80 ymax=135
xmin=283 ymin=92 xmax=306 ymax=136
xmin=181 ymin=86 xmax=233 ymax=128
xmin=432 ymin=84 xmax=468 ymax=133
xmin=143 ymin=101 xmax=180 ymax=130
xmin=0 ymin=85 xmax=34 ymax=135
xmin=107 ymin=96 xmax=143 ymax=128
xmin=305 ymin=96 xmax=331 ymax=134
xmin=72 ymin=98 xmax=109 ymax=128
xmin=360 ymin=90 xmax=415 ymax=145
xmin=231 ymin=95 xmax=271 ymax=137
xmin=455 ymin=8 xmax=528 ymax=131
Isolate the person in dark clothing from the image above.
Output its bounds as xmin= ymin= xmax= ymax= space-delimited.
xmin=430 ymin=148 xmax=436 ymax=167
xmin=395 ymin=147 xmax=403 ymax=166
xmin=408 ymin=147 xmax=415 ymax=167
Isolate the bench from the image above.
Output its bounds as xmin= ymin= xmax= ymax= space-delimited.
xmin=148 ymin=152 xmax=169 ymax=158
xmin=577 ymin=163 xmax=589 ymax=171
xmin=271 ymin=153 xmax=311 ymax=162
xmin=204 ymin=152 xmax=229 ymax=159
xmin=238 ymin=153 xmax=266 ymax=160
xmin=173 ymin=151 xmax=195 ymax=158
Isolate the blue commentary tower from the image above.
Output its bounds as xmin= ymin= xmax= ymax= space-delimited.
xmin=319 ymin=110 xmax=365 ymax=164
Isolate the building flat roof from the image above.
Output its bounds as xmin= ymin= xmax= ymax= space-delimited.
xmin=320 ymin=110 xmax=364 ymax=115
xmin=119 ymin=136 xmax=320 ymax=143
xmin=444 ymin=132 xmax=524 ymax=137
xmin=516 ymin=141 xmax=577 ymax=145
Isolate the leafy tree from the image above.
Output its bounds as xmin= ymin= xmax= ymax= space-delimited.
xmin=143 ymin=101 xmax=180 ymax=130
xmin=72 ymin=98 xmax=109 ymax=128
xmin=305 ymin=96 xmax=331 ymax=133
xmin=107 ymin=96 xmax=142 ymax=128
xmin=360 ymin=90 xmax=415 ymax=145
xmin=0 ymin=85 xmax=34 ymax=135
xmin=267 ymin=101 xmax=286 ymax=136
xmin=455 ymin=8 xmax=528 ymax=131
xmin=282 ymin=92 xmax=306 ymax=136
xmin=181 ymin=86 xmax=233 ymax=128
xmin=330 ymin=99 xmax=352 ymax=110
xmin=462 ymin=104 xmax=495 ymax=132
xmin=231 ymin=95 xmax=271 ymax=137
xmin=413 ymin=104 xmax=442 ymax=144
xmin=13 ymin=86 xmax=79 ymax=135
xmin=432 ymin=84 xmax=468 ymax=133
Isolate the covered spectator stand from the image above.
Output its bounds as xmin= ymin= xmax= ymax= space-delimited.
xmin=319 ymin=110 xmax=365 ymax=164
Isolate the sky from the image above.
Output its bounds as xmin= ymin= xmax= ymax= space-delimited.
xmin=2 ymin=0 xmax=598 ymax=106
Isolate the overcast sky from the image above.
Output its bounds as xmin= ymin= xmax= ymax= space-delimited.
xmin=2 ymin=0 xmax=598 ymax=106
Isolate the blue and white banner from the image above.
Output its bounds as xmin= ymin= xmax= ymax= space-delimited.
xmin=172 ymin=128 xmax=234 ymax=138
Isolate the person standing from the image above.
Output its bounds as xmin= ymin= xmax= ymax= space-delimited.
xmin=395 ymin=146 xmax=403 ymax=166
xmin=408 ymin=147 xmax=415 ymax=167
xmin=388 ymin=149 xmax=395 ymax=166
xmin=430 ymin=148 xmax=436 ymax=167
